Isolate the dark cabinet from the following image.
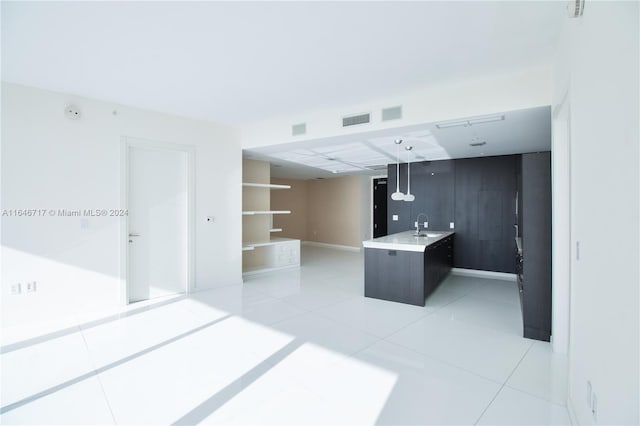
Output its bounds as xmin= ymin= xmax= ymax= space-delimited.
xmin=519 ymin=152 xmax=552 ymax=341
xmin=454 ymin=156 xmax=517 ymax=273
xmin=365 ymin=248 xmax=425 ymax=306
xmin=424 ymin=235 xmax=454 ymax=298
xmin=387 ymin=155 xmax=518 ymax=274
xmin=364 ymin=235 xmax=454 ymax=306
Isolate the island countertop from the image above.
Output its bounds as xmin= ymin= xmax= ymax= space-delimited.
xmin=362 ymin=230 xmax=455 ymax=252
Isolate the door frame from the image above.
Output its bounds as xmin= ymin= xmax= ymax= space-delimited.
xmin=551 ymin=90 xmax=572 ymax=354
xmin=119 ymin=136 xmax=196 ymax=305
xmin=370 ymin=174 xmax=388 ymax=239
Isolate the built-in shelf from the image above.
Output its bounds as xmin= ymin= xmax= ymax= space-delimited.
xmin=242 ymin=237 xmax=301 ymax=275
xmin=242 ymin=210 xmax=291 ymax=215
xmin=242 ymin=161 xmax=298 ymax=275
xmin=242 ymin=182 xmax=291 ymax=190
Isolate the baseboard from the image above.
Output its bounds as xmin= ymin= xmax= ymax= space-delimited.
xmin=302 ymin=241 xmax=361 ymax=252
xmin=241 ymin=264 xmax=300 ymax=277
xmin=451 ymin=268 xmax=517 ymax=282
xmin=566 ymin=395 xmax=578 ymax=425
xmin=192 ymin=279 xmax=244 ymax=292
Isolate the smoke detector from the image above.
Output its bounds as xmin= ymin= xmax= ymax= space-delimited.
xmin=65 ymin=105 xmax=81 ymax=120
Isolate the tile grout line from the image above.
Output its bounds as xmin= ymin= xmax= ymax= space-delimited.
xmin=374 ymin=289 xmax=471 ymax=342
xmin=473 ymin=340 xmax=535 ymax=425
xmin=378 ymin=337 xmax=504 ymax=387
xmin=502 ymin=383 xmax=570 ymax=408
xmin=77 ymin=325 xmax=118 ymax=426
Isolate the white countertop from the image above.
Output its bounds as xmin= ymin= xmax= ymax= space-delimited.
xmin=362 ymin=230 xmax=455 ymax=252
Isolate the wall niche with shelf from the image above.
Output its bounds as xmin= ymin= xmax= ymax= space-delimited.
xmin=242 ymin=159 xmax=299 ymax=275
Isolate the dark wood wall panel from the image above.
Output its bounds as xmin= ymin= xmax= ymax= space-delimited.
xmin=387 ymin=155 xmax=518 ymax=274
xmin=412 ymin=160 xmax=455 ymax=231
xmin=454 ymin=156 xmax=517 ymax=273
xmin=478 ymin=190 xmax=502 ymax=241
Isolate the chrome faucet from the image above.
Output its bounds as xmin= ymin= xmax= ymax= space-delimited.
xmin=415 ymin=213 xmax=428 ymax=235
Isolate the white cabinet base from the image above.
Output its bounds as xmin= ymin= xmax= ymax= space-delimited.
xmin=242 ymin=238 xmax=300 ymax=276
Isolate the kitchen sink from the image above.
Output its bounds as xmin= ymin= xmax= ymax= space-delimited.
xmin=413 ymin=232 xmax=443 ymax=238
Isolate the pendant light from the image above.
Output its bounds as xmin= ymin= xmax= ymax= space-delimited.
xmin=404 ymin=146 xmax=415 ymax=202
xmin=391 ymin=139 xmax=405 ymax=200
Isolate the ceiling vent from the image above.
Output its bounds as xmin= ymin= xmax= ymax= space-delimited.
xmin=342 ymin=113 xmax=370 ymax=127
xmin=567 ymin=0 xmax=585 ymax=17
xmin=382 ymin=106 xmax=402 ymax=122
xmin=292 ymin=123 xmax=306 ymax=136
xmin=470 ymin=141 xmax=487 ymax=147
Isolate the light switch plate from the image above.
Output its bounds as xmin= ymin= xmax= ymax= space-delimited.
xmin=392 ymin=215 xmax=398 ymax=221
xmin=450 ymin=222 xmax=455 ymax=229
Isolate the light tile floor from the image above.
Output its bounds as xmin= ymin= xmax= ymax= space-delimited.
xmin=0 ymin=246 xmax=570 ymax=425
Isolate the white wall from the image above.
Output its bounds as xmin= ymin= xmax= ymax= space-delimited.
xmin=242 ymin=67 xmax=552 ymax=149
xmin=1 ymin=83 xmax=243 ymax=328
xmin=553 ymin=3 xmax=639 ymax=424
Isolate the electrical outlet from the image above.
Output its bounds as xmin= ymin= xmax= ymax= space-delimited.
xmin=591 ymin=393 xmax=598 ymax=421
xmin=423 ymin=221 xmax=428 ymax=228
xmin=11 ymin=283 xmax=22 ymax=295
xmin=586 ymin=381 xmax=592 ymax=406
xmin=392 ymin=215 xmax=398 ymax=221
xmin=450 ymin=222 xmax=455 ymax=229
xmin=27 ymin=281 xmax=37 ymax=292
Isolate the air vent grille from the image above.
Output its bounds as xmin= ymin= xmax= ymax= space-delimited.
xmin=470 ymin=141 xmax=487 ymax=147
xmin=292 ymin=123 xmax=306 ymax=136
xmin=382 ymin=106 xmax=402 ymax=121
xmin=342 ymin=113 xmax=370 ymax=127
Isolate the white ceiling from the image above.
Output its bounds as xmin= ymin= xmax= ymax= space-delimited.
xmin=246 ymin=106 xmax=551 ymax=180
xmin=2 ymin=1 xmax=564 ymax=125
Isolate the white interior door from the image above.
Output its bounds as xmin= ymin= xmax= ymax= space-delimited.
xmin=128 ymin=146 xmax=188 ymax=303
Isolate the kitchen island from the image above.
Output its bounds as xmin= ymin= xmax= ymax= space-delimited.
xmin=362 ymin=230 xmax=454 ymax=306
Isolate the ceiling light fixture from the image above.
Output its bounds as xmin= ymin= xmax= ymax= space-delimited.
xmin=435 ymin=114 xmax=505 ymax=129
xmin=404 ymin=146 xmax=415 ymax=202
xmin=391 ymin=139 xmax=405 ymax=200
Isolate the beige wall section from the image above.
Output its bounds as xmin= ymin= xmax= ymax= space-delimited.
xmin=271 ymin=178 xmax=308 ymax=241
xmin=307 ymin=176 xmax=362 ymax=247
xmin=242 ymin=159 xmax=270 ymax=268
xmin=307 ymin=176 xmax=364 ymax=248
xmin=271 ymin=175 xmax=369 ymax=248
